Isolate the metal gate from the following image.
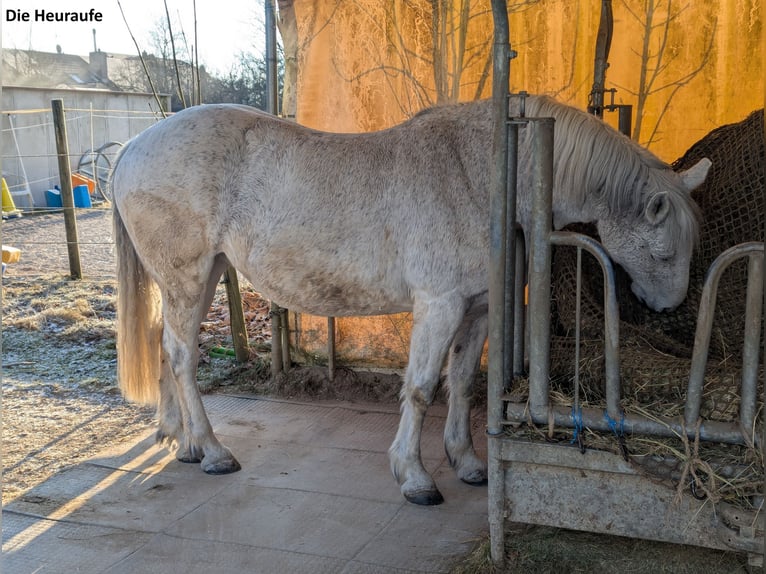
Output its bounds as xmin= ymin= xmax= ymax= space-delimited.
xmin=486 ymin=0 xmax=765 ymax=567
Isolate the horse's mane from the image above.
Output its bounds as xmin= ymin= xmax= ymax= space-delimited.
xmin=408 ymin=96 xmax=699 ymax=248
xmin=523 ymin=95 xmax=700 ymax=248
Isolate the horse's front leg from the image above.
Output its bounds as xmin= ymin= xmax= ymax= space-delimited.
xmin=389 ymin=292 xmax=466 ymax=505
xmin=444 ymin=302 xmax=488 ymax=485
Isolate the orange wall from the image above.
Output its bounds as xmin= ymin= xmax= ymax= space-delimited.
xmin=294 ymin=0 xmax=762 ymax=160
xmin=286 ymin=0 xmax=763 ymax=367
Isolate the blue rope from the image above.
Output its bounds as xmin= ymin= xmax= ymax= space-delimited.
xmin=570 ymin=406 xmax=584 ymax=445
xmin=604 ymin=409 xmax=625 ymax=437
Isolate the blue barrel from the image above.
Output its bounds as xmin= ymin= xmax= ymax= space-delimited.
xmin=73 ymin=184 xmax=92 ymax=208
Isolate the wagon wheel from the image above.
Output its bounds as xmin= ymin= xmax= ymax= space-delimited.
xmin=77 ymin=141 xmax=123 ymax=202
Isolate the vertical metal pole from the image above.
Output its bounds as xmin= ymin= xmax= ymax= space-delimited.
xmin=526 ymin=118 xmax=555 ymax=417
xmin=51 ymin=99 xmax=82 ymax=279
xmin=281 ymin=308 xmax=291 ymax=371
xmin=271 ymin=305 xmax=283 ymax=376
xmin=617 ymin=105 xmax=632 ymax=138
xmin=266 ymin=0 xmax=289 ymax=374
xmin=602 ymin=249 xmax=622 ymax=420
xmin=488 ymin=0 xmax=511 ymax=566
xmin=588 ymin=0 xmax=613 ymax=118
xmin=502 ymin=123 xmax=519 ymax=388
xmin=740 ymin=253 xmax=763 ymax=441
xmin=513 ymin=229 xmax=526 ymax=375
xmin=327 ymin=317 xmax=336 ymax=381
xmin=265 ymin=0 xmax=278 ymax=115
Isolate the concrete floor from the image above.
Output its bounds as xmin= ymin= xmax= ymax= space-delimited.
xmin=2 ymin=394 xmax=489 ymax=573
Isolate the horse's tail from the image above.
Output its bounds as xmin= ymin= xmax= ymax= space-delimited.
xmin=113 ymin=188 xmax=163 ymax=406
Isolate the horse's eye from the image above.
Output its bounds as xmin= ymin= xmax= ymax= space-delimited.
xmin=651 ymin=252 xmax=673 ymax=263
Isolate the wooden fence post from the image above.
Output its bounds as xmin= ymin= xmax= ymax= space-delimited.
xmin=223 ymin=269 xmax=250 ymax=362
xmin=51 ymin=99 xmax=82 ymax=279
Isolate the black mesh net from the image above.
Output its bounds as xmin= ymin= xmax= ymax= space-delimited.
xmin=549 ymin=109 xmax=765 ymax=421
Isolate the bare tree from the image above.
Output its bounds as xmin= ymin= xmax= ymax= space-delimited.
xmin=617 ymin=0 xmax=716 ymax=145
xmin=329 ymin=0 xmax=540 ymax=123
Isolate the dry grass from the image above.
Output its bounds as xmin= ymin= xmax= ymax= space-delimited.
xmin=451 ymin=526 xmax=749 ymax=574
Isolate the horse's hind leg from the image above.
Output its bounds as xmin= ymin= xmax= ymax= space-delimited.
xmin=389 ymin=291 xmax=466 ymax=505
xmin=444 ymin=301 xmax=488 ymax=485
xmin=156 ymin=356 xmax=190 ymax=457
xmin=160 ymin=256 xmax=241 ymax=474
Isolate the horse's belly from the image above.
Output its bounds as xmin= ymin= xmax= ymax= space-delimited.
xmin=254 ymin=277 xmax=411 ymax=317
xmin=234 ymin=256 xmax=412 ymax=317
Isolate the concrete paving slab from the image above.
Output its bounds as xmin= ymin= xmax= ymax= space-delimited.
xmin=241 ymin=443 xmax=405 ymax=503
xmin=3 ymin=511 xmax=154 ymax=573
xmin=165 ymin=484 xmax=401 ymax=559
xmin=103 ymin=533 xmax=349 ymax=574
xmin=352 ymin=504 xmax=489 ymax=572
xmin=2 ymin=395 xmax=489 ymax=573
xmin=8 ymin=462 xmax=237 ymax=532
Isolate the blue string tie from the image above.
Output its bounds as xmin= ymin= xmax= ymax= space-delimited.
xmin=570 ymin=406 xmax=585 ymax=453
xmin=604 ymin=410 xmax=629 ymax=460
xmin=603 ymin=409 xmax=625 ymax=437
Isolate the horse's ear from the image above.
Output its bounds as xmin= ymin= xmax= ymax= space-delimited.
xmin=645 ymin=192 xmax=671 ymax=225
xmin=679 ymin=158 xmax=712 ymax=191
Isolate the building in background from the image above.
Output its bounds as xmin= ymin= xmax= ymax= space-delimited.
xmin=1 ymin=48 xmax=170 ymax=208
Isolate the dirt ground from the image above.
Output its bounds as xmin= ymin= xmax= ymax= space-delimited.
xmin=1 ymin=209 xmax=754 ymax=572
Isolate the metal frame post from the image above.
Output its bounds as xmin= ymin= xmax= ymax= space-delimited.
xmin=488 ymin=0 xmax=512 ymax=565
xmin=525 ymin=117 xmax=555 ymax=418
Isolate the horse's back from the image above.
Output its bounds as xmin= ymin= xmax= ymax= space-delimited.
xmin=113 ymin=104 xmax=273 ymax=204
xmin=111 ymin=102 xmax=493 ymax=316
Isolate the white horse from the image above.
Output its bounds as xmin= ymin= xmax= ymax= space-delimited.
xmin=112 ymin=96 xmax=710 ymax=505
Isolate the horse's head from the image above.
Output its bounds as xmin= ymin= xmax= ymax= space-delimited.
xmin=596 ymin=158 xmax=711 ymax=312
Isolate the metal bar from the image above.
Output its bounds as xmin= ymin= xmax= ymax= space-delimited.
xmin=513 ymin=228 xmax=526 ymax=376
xmin=327 ymin=316 xmax=336 ymax=382
xmin=265 ymin=1 xmax=290 ymax=375
xmin=503 ymin=123 xmax=519 ymax=389
xmin=270 ymin=302 xmax=283 ymax=376
xmin=617 ymin=105 xmax=632 ymax=138
xmin=51 ymin=99 xmax=82 ymax=279
xmin=488 ymin=5 xmax=511 ymax=436
xmin=526 ymin=117 xmax=555 ymax=418
xmin=685 ymin=242 xmax=764 ymax=428
xmin=281 ymin=307 xmax=291 ymax=372
xmin=574 ymin=247 xmax=582 ymax=407
xmin=550 ymin=231 xmax=621 ymax=419
xmin=740 ymin=252 xmax=763 ymax=441
xmin=588 ymin=0 xmax=613 ymax=118
xmin=503 ymin=402 xmax=754 ymax=446
xmin=488 ymin=0 xmax=512 ymax=565
xmin=265 ymin=0 xmax=278 ymax=115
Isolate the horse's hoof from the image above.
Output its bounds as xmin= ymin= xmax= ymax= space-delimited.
xmin=177 ymin=453 xmax=202 ymax=464
xmin=202 ymin=456 xmax=242 ymax=475
xmin=460 ymin=475 xmax=488 ymax=486
xmin=176 ymin=445 xmax=203 ymax=464
xmin=404 ymin=488 xmax=445 ymax=506
xmin=459 ymin=469 xmax=488 ymax=486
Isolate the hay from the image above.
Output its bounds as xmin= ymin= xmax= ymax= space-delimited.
xmin=548 ymin=109 xmax=765 ymax=420
xmin=522 ymin=111 xmax=765 ymax=511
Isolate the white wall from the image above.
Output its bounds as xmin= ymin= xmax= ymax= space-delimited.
xmin=2 ymin=87 xmax=169 ymax=208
